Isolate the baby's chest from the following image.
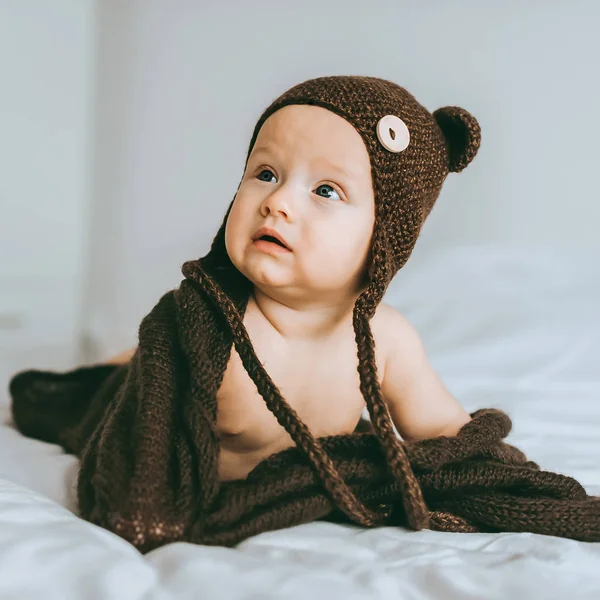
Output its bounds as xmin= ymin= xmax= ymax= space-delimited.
xmin=215 ymin=335 xmax=386 ymax=447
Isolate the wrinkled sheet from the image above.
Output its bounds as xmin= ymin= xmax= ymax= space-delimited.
xmin=1 ymin=245 xmax=599 ymax=599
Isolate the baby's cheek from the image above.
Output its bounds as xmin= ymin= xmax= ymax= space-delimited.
xmin=311 ymin=244 xmax=347 ymax=277
xmin=225 ymin=205 xmax=246 ymax=246
xmin=224 ymin=221 xmax=244 ymax=269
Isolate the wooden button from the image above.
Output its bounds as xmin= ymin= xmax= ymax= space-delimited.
xmin=376 ymin=114 xmax=410 ymax=153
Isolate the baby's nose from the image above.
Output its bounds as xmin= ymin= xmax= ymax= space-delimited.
xmin=263 ymin=186 xmax=295 ymax=217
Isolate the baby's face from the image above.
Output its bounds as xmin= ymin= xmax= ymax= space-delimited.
xmin=225 ymin=104 xmax=375 ymax=303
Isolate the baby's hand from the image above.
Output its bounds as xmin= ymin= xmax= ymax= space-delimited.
xmin=105 ymin=347 xmax=137 ymax=365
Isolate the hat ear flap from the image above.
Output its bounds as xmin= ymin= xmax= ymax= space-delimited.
xmin=433 ymin=106 xmax=481 ymax=173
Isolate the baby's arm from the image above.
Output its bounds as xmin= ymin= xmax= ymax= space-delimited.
xmin=380 ymin=308 xmax=471 ymax=441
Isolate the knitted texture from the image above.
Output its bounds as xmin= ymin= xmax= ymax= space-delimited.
xmin=11 ymin=75 xmax=598 ymax=553
xmin=10 ymin=357 xmax=600 ymax=553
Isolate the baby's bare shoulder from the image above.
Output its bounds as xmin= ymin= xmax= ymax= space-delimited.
xmin=371 ymin=301 xmax=417 ymax=356
xmin=373 ymin=301 xmax=403 ymax=324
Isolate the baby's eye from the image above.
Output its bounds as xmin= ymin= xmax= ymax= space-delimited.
xmin=314 ymin=184 xmax=341 ymax=201
xmin=257 ymin=169 xmax=277 ymax=183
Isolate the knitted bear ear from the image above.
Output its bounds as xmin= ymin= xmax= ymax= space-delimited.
xmin=432 ymin=106 xmax=481 ymax=173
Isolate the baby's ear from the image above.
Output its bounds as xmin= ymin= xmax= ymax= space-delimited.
xmin=432 ymin=106 xmax=481 ymax=173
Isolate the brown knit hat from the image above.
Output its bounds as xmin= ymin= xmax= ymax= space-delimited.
xmin=186 ymin=75 xmax=481 ymax=531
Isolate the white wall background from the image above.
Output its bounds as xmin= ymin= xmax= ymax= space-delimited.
xmin=84 ymin=0 xmax=600 ymax=357
xmin=0 ymin=0 xmax=96 ymax=384
xmin=1 ymin=0 xmax=599 ymax=376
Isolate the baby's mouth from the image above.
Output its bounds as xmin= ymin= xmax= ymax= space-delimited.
xmin=258 ymin=235 xmax=288 ymax=248
xmin=251 ymin=225 xmax=294 ymax=253
xmin=253 ymin=235 xmax=292 ymax=253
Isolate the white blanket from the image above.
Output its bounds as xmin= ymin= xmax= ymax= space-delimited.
xmin=1 ymin=245 xmax=599 ymax=599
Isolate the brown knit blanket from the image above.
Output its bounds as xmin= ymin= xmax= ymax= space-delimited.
xmin=8 ymin=262 xmax=600 ymax=553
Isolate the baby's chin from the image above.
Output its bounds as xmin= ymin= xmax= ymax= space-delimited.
xmin=234 ymin=256 xmax=295 ymax=290
xmin=247 ymin=270 xmax=294 ymax=291
xmin=231 ymin=249 xmax=360 ymax=299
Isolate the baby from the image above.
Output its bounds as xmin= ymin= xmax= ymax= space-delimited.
xmin=107 ymin=89 xmax=477 ymax=482
xmin=12 ymin=78 xmax=600 ymax=548
xmin=10 ymin=75 xmax=484 ymax=549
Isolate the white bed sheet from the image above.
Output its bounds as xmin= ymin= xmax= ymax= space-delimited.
xmin=1 ymin=245 xmax=599 ymax=599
